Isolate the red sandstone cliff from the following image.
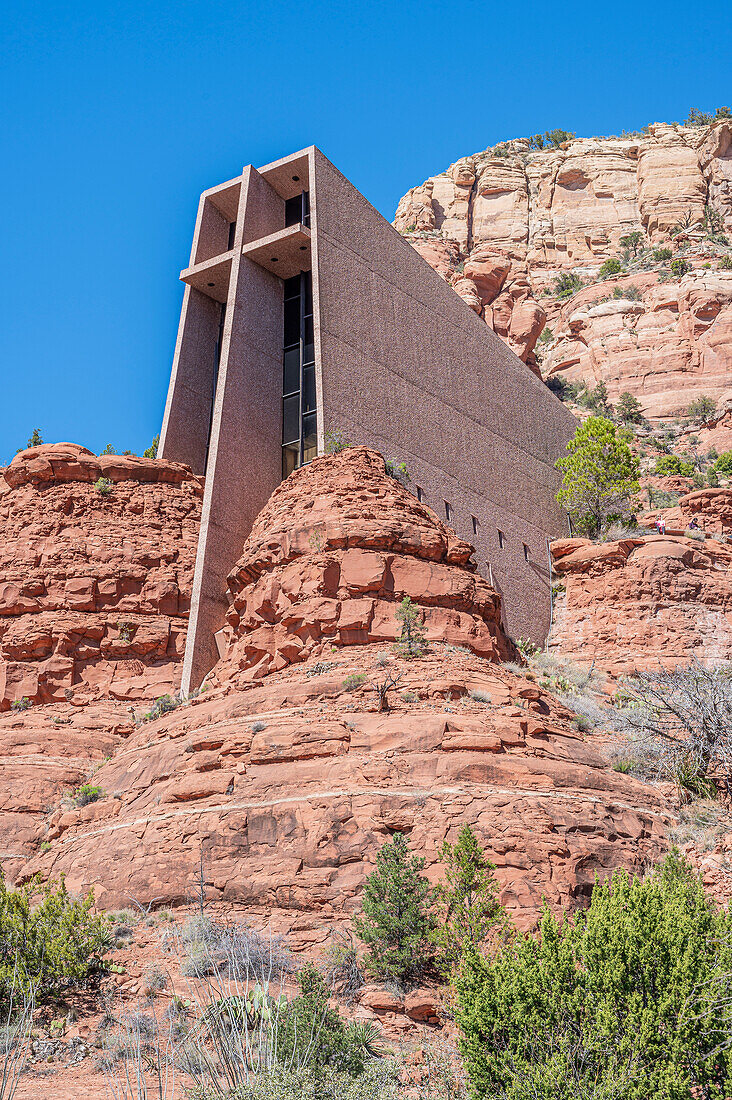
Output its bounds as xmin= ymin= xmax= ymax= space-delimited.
xmin=394 ymin=121 xmax=732 ymax=414
xmin=0 ymin=443 xmax=202 ymax=880
xmin=20 ymin=448 xmax=669 ymax=934
xmin=0 ymin=443 xmax=202 ymax=707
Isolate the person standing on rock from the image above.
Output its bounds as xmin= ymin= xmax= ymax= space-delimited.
xmin=656 ymin=514 xmax=666 ymax=535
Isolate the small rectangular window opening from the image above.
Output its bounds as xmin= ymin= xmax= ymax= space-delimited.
xmin=471 ymin=515 xmax=479 ymax=536
xmin=497 ymin=529 xmax=504 ymax=549
xmin=416 ymin=486 xmax=424 ymax=503
xmin=444 ymin=501 xmax=453 ymax=524
xmin=227 ymin=220 xmax=237 ymax=250
xmin=523 ymin=543 xmax=530 ymax=561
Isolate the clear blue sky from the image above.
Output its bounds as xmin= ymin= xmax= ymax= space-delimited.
xmin=1 ymin=0 xmax=729 ymax=463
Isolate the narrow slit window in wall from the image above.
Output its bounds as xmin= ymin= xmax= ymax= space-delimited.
xmin=281 ymin=270 xmax=317 ymax=479
xmin=498 ymin=529 xmax=504 ymax=549
xmin=445 ymin=501 xmax=453 ymax=524
xmin=524 ymin=543 xmax=530 ymax=561
xmin=471 ymin=515 xmax=479 ymax=536
xmin=416 ymin=486 xmax=424 ymax=503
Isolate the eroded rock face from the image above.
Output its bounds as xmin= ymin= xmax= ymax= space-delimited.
xmin=394 ymin=121 xmax=732 ymax=404
xmin=23 ymin=645 xmax=669 ymax=934
xmin=19 ymin=451 xmax=670 ymax=932
xmin=0 ymin=444 xmax=202 ymax=707
xmin=543 ymin=271 xmax=732 ymax=419
xmin=212 ymin=447 xmax=514 ymax=685
xmin=550 ymin=532 xmax=732 ymax=678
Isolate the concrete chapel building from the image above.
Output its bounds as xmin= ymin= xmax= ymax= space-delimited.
xmin=159 ymin=146 xmax=576 ymax=692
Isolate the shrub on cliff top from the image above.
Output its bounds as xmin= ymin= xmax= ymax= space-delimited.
xmin=556 ymin=416 xmax=640 ymax=538
xmin=143 ymin=433 xmax=159 ymax=458
xmin=455 ymin=852 xmax=732 ymax=1100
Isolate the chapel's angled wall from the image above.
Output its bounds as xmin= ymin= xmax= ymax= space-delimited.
xmin=180 ymin=167 xmax=285 ymax=691
xmin=310 ymin=148 xmax=576 ymax=643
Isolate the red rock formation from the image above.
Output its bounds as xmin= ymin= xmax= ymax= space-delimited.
xmin=0 ymin=443 xmax=202 ymax=707
xmin=212 ymin=447 xmax=514 ymax=684
xmin=550 ymin=533 xmax=732 ymax=678
xmin=21 ymin=450 xmax=670 ymax=933
xmin=543 ymin=271 xmax=732 ymax=419
xmin=640 ymin=487 xmax=732 ymax=534
xmin=394 ymin=121 xmax=732 ymax=409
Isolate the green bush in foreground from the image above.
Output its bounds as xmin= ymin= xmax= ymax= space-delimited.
xmin=0 ymin=871 xmax=108 ymax=1004
xmin=275 ymin=964 xmax=381 ymax=1079
xmin=431 ymin=826 xmax=506 ymax=977
xmin=455 ymin=852 xmax=732 ymax=1100
xmin=222 ymin=1062 xmax=400 ymax=1100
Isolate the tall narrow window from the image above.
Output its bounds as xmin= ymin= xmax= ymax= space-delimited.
xmin=227 ymin=220 xmax=236 ymax=250
xmin=471 ymin=515 xmax=479 ymax=536
xmin=498 ymin=529 xmax=504 ymax=549
xmin=444 ymin=501 xmax=453 ymax=524
xmin=416 ymin=486 xmax=424 ymax=503
xmin=523 ymin=543 xmax=530 ymax=561
xmin=204 ymin=304 xmax=226 ymax=469
xmin=282 ymin=270 xmax=317 ymax=478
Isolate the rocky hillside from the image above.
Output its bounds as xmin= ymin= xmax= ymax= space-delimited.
xmin=394 ymin=120 xmax=732 ymax=417
xmin=0 ymin=444 xmax=202 ymax=881
xmin=0 ymin=443 xmax=202 ymax=707
xmin=17 ymin=449 xmax=669 ymax=934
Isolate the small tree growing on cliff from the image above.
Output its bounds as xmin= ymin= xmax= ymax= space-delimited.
xmin=431 ymin=825 xmax=507 ymax=976
xmin=617 ymin=391 xmax=644 ymax=425
xmin=143 ymin=434 xmax=159 ymax=459
xmin=353 ymin=833 xmax=434 ymax=986
xmin=395 ymin=596 xmax=427 ymax=658
xmin=556 ymin=416 xmax=640 ymax=539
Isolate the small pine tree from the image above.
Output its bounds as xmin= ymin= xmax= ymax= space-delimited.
xmin=100 ymin=443 xmax=117 ymax=456
xmin=708 ymin=467 xmax=720 ymax=488
xmin=586 ymin=380 xmax=613 ymax=418
xmin=395 ymin=596 xmax=427 ymax=658
xmin=143 ymin=434 xmax=159 ymax=459
xmin=27 ymin=428 xmax=43 ymax=449
xmin=556 ymin=416 xmax=640 ymax=538
xmin=431 ymin=825 xmax=507 ymax=975
xmin=352 ymin=833 xmax=434 ymax=985
xmin=616 ymin=391 xmax=644 ymax=424
xmin=619 ymin=231 xmax=643 ymax=256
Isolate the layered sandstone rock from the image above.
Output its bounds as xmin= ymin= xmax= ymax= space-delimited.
xmin=543 ymin=271 xmax=732 ymax=419
xmin=0 ymin=443 xmax=202 ymax=707
xmin=212 ymin=446 xmax=514 ymax=684
xmin=395 ymin=121 xmax=732 ymax=402
xmin=21 ymin=450 xmax=670 ymax=932
xmin=550 ymin=533 xmax=732 ymax=678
